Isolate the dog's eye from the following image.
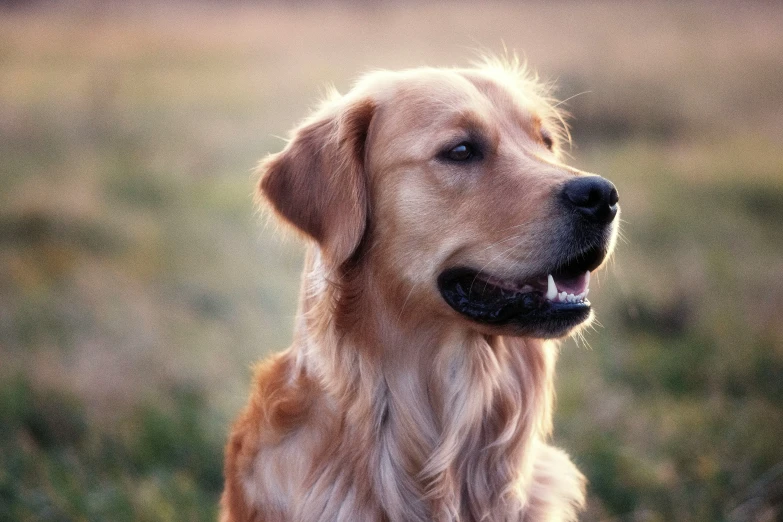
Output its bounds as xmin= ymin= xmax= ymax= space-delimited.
xmin=541 ymin=129 xmax=554 ymax=151
xmin=443 ymin=142 xmax=481 ymax=162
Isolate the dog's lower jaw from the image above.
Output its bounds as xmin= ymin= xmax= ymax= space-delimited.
xmin=222 ymin=247 xmax=586 ymax=522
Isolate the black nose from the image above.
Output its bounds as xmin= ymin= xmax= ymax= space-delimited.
xmin=561 ymin=176 xmax=619 ymax=224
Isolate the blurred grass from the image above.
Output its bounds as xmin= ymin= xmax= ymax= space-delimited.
xmin=1 ymin=1 xmax=782 ymax=520
xmin=0 ymin=375 xmax=222 ymax=521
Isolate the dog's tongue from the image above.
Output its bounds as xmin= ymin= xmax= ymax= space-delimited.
xmin=545 ymin=271 xmax=591 ymax=303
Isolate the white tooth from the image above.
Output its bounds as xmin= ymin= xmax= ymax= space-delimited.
xmin=585 ymin=270 xmax=591 ymax=287
xmin=546 ymin=274 xmax=557 ymax=300
xmin=558 ymin=291 xmax=567 ymax=302
xmin=568 ymin=293 xmax=576 ymax=302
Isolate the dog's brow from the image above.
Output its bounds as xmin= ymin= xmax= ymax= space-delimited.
xmin=453 ymin=110 xmax=486 ymax=128
xmin=446 ymin=111 xmax=497 ymax=146
xmin=530 ymin=115 xmax=543 ymax=130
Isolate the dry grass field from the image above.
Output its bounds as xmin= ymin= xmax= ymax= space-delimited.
xmin=1 ymin=1 xmax=782 ymax=520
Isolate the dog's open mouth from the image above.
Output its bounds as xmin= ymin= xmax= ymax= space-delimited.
xmin=437 ymin=244 xmax=608 ymax=337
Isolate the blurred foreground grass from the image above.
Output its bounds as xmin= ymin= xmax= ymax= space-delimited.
xmin=1 ymin=2 xmax=782 ymax=520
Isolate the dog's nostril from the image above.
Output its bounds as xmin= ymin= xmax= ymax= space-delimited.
xmin=562 ymin=176 xmax=619 ymax=224
xmin=609 ymin=187 xmax=619 ymax=206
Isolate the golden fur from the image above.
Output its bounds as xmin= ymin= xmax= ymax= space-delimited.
xmin=222 ymin=58 xmax=616 ymax=521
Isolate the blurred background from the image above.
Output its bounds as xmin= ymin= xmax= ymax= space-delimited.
xmin=1 ymin=1 xmax=782 ymax=520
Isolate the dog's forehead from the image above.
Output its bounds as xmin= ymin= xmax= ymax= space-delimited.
xmin=367 ymin=68 xmax=541 ymax=142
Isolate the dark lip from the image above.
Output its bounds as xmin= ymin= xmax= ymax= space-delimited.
xmin=436 ymin=244 xmax=607 ymax=337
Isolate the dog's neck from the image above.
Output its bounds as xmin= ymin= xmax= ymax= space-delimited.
xmin=292 ymin=246 xmax=557 ymax=519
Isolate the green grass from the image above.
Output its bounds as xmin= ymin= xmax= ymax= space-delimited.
xmin=1 ymin=2 xmax=782 ymax=520
xmin=0 ymin=376 xmax=222 ymax=521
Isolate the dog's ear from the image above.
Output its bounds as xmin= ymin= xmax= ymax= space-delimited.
xmin=258 ymin=96 xmax=374 ymax=266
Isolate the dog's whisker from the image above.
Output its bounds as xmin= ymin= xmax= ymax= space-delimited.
xmin=469 ymin=239 xmax=529 ymax=295
xmin=493 ymin=219 xmax=536 ymax=235
xmin=398 ymin=282 xmax=419 ymax=322
xmin=552 ymin=90 xmax=592 ymax=109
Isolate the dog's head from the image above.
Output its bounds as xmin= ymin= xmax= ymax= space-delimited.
xmin=258 ymin=59 xmax=619 ymax=339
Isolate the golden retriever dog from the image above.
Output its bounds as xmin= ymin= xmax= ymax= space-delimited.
xmin=222 ymin=57 xmax=619 ymax=522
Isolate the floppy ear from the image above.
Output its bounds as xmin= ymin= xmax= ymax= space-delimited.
xmin=258 ymin=96 xmax=374 ymax=266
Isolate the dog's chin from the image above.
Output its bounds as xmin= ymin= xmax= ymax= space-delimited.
xmin=477 ymin=315 xmax=592 ymax=340
xmin=437 ymin=244 xmax=607 ymax=339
